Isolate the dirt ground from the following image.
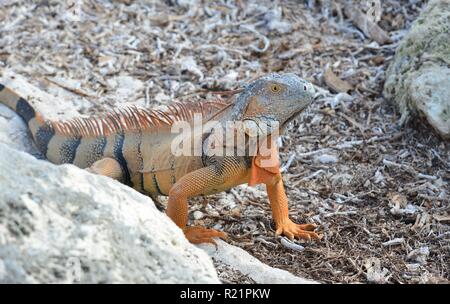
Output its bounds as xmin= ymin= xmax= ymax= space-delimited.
xmin=0 ymin=0 xmax=448 ymax=283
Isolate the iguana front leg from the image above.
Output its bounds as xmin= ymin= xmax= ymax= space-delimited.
xmin=266 ymin=173 xmax=319 ymax=241
xmin=249 ymin=139 xmax=320 ymax=241
xmin=166 ymin=159 xmax=248 ymax=245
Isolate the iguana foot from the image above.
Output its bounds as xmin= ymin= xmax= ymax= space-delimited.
xmin=275 ymin=220 xmax=320 ymax=241
xmin=183 ymin=226 xmax=228 ymax=245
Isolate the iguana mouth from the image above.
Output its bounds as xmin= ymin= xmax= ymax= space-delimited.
xmin=283 ymin=103 xmax=310 ymax=127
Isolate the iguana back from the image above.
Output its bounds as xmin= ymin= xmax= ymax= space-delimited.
xmin=0 ymin=83 xmax=230 ymax=193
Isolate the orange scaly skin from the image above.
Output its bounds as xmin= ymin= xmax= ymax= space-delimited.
xmin=266 ymin=172 xmax=318 ymax=241
xmin=251 ymin=141 xmax=319 ymax=241
xmin=0 ymin=73 xmax=320 ymax=245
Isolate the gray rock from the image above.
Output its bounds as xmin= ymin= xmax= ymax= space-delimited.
xmin=0 ymin=144 xmax=219 ymax=283
xmin=384 ymin=0 xmax=450 ymax=138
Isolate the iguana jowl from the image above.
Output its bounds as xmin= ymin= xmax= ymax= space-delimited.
xmin=0 ymin=73 xmax=320 ymax=244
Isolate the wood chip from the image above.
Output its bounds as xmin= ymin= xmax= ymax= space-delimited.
xmin=382 ymin=238 xmax=405 ymax=247
xmin=279 ymin=237 xmax=305 ymax=252
xmin=433 ymin=214 xmax=450 ymax=223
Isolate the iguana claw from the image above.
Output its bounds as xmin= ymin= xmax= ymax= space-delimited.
xmin=183 ymin=226 xmax=228 ymax=245
xmin=275 ymin=220 xmax=320 ymax=241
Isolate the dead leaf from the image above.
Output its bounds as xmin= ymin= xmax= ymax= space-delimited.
xmin=324 ymin=68 xmax=353 ymax=93
xmin=343 ymin=4 xmax=392 ymax=45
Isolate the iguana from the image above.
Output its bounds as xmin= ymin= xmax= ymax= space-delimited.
xmin=0 ymin=73 xmax=319 ymax=244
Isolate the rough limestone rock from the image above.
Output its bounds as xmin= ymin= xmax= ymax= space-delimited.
xmin=0 ymin=143 xmax=219 ymax=283
xmin=0 ymin=104 xmax=39 ymax=157
xmin=384 ymin=0 xmax=450 ymax=138
xmin=199 ymin=240 xmax=318 ymax=284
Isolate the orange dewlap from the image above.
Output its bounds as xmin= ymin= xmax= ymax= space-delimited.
xmin=248 ymin=137 xmax=281 ymax=186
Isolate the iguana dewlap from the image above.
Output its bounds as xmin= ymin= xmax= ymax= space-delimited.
xmin=0 ymin=73 xmax=319 ymax=244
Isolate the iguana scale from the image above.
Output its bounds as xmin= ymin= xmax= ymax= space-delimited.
xmin=0 ymin=73 xmax=319 ymax=244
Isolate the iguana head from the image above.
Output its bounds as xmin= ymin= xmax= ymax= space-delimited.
xmin=233 ymin=73 xmax=315 ymax=136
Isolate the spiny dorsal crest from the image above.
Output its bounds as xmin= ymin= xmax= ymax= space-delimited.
xmin=52 ymin=100 xmax=230 ymax=137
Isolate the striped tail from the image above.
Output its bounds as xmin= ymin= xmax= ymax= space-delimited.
xmin=0 ymin=83 xmax=55 ymax=156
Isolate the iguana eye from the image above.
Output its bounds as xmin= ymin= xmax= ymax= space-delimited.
xmin=269 ymin=84 xmax=281 ymax=93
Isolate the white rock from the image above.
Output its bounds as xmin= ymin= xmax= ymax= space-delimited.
xmin=0 ymin=70 xmax=84 ymax=121
xmin=406 ymin=246 xmax=430 ymax=265
xmin=198 ymin=240 xmax=318 ymax=284
xmin=0 ymin=104 xmax=38 ymax=156
xmin=0 ymin=144 xmax=219 ymax=283
xmin=373 ymin=169 xmax=385 ymax=184
xmin=314 ymin=154 xmax=338 ymax=164
xmin=193 ymin=210 xmax=204 ymax=220
xmin=217 ymin=196 xmax=237 ymax=210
